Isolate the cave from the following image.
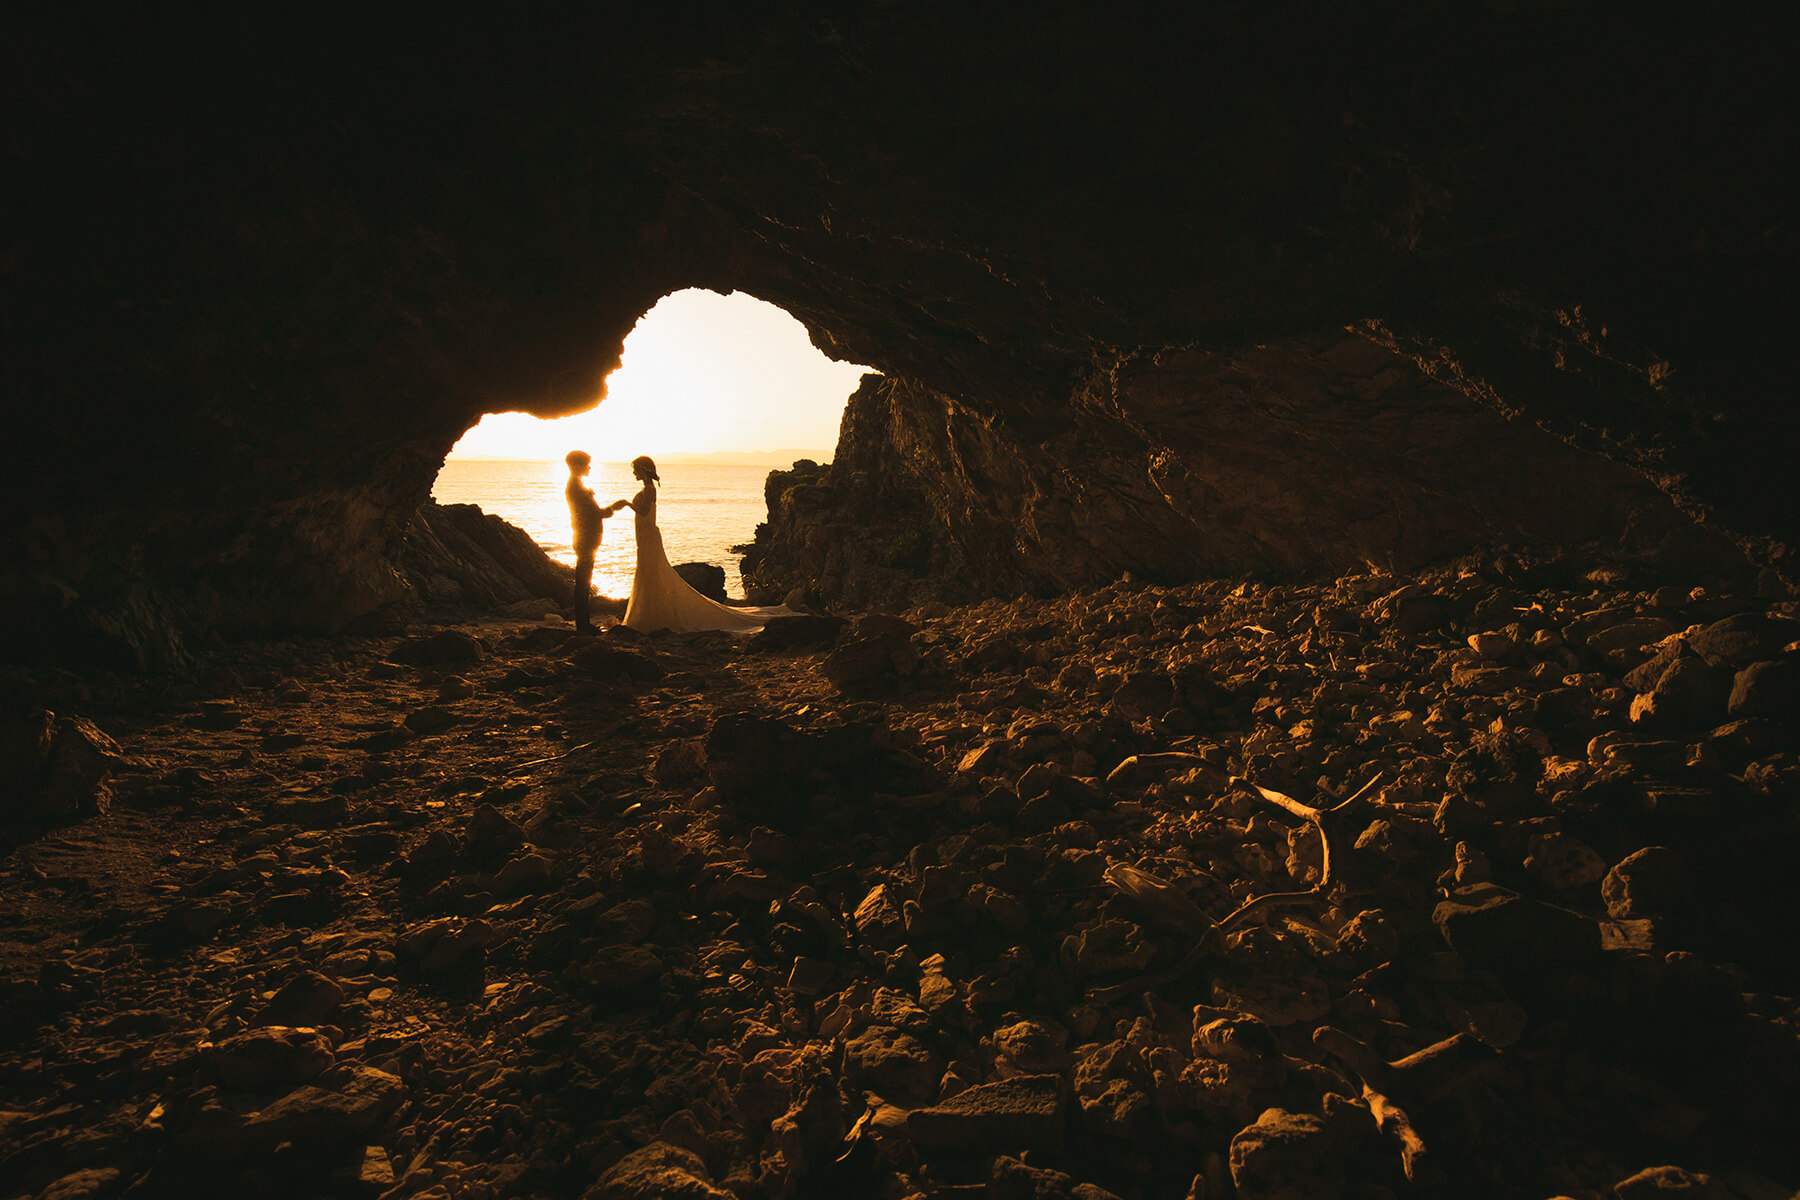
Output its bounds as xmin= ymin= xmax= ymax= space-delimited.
xmin=3 ymin=7 xmax=1798 ymax=1199
xmin=8 ymin=5 xmax=1797 ymax=667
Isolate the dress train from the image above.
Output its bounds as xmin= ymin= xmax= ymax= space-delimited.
xmin=623 ymin=519 xmax=791 ymax=634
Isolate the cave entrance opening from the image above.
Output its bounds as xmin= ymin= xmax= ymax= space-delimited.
xmin=434 ymin=288 xmax=872 ymax=600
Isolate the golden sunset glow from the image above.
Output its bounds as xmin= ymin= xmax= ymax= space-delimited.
xmin=448 ymin=289 xmax=873 ymax=462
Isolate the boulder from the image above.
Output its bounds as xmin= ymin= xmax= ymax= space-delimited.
xmin=1602 ymin=847 xmax=1688 ymax=920
xmin=206 ymin=1026 xmax=336 ymax=1090
xmin=652 ymin=738 xmax=708 ymax=784
xmin=403 ymin=703 xmax=461 ymax=733
xmin=388 ymin=629 xmax=485 ymax=666
xmin=1072 ymin=1042 xmax=1153 ymax=1141
xmin=990 ymin=1156 xmax=1124 ymax=1200
xmin=36 ymin=1169 xmax=125 ymax=1200
xmin=252 ymin=970 xmax=346 ymax=1027
xmin=1524 ymin=832 xmax=1609 ymax=890
xmin=1059 ymin=919 xmax=1158 ymax=977
xmin=1728 ymin=659 xmax=1800 ymax=721
xmin=1688 ymin=613 xmax=1800 ymax=665
xmin=1579 ymin=614 xmax=1680 ymax=659
xmin=584 ymin=1142 xmax=733 ymax=1200
xmin=397 ymin=917 xmax=499 ymax=971
xmin=577 ymin=944 xmax=666 ymax=996
xmin=842 ymin=1025 xmax=943 ymax=1102
xmin=908 ymin=1074 xmax=1065 ymax=1154
xmin=489 ymin=851 xmax=552 ymax=895
xmin=571 ymin=642 xmax=665 ymax=682
xmin=464 ymin=803 xmax=526 ymax=864
xmin=401 ymin=501 xmax=576 ymax=613
xmin=852 ymin=884 xmax=907 ymax=943
xmin=1432 ymin=885 xmax=1599 ymax=973
xmin=673 ymin=562 xmax=727 ymax=601
xmin=1377 ymin=590 xmax=1458 ymax=636
xmin=1109 ymin=672 xmax=1177 ymax=719
xmin=242 ymin=1064 xmax=405 ymax=1149
xmin=750 ymin=614 xmax=846 ymax=650
xmin=1628 ymin=650 xmax=1733 ymax=728
xmin=704 ymin=712 xmax=810 ymax=801
xmin=822 ymin=614 xmax=917 ymax=689
xmin=1211 ymin=966 xmax=1333 ymax=1027
xmin=40 ymin=714 xmax=130 ymax=823
xmin=1229 ymin=1108 xmax=1345 ymax=1200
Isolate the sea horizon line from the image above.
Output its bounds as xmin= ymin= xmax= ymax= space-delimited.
xmin=446 ymin=449 xmax=831 ymax=466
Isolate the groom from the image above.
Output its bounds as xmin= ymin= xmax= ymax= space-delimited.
xmin=565 ymin=450 xmax=623 ymax=635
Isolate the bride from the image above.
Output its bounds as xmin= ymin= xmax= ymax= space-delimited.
xmin=616 ymin=456 xmax=792 ymax=634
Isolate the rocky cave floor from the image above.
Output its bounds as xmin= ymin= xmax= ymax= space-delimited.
xmin=3 ymin=556 xmax=1799 ymax=1200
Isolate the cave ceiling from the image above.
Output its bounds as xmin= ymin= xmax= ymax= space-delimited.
xmin=4 ymin=3 xmax=1797 ymax=659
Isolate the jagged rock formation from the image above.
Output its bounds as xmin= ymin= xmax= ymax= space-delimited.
xmin=399 ymin=503 xmax=577 ymax=623
xmin=744 ymin=343 xmax=1750 ymax=611
xmin=4 ymin=6 xmax=1798 ymax=666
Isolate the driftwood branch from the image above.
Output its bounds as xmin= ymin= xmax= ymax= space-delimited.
xmin=1314 ymin=1025 xmax=1497 ymax=1101
xmin=1313 ymin=1024 xmax=1498 ymax=1184
xmin=505 ymin=739 xmax=602 ymax=776
xmin=1105 ymin=751 xmax=1213 ymax=787
xmin=1362 ymin=1082 xmax=1430 ymax=1183
xmin=1242 ymin=771 xmax=1383 ymax=823
xmin=1214 ymin=887 xmax=1333 ymax=932
xmin=1208 ymin=772 xmax=1382 ymax=931
xmin=1084 ymin=940 xmax=1213 ymax=1006
xmin=1082 ymin=774 xmax=1383 ymax=1002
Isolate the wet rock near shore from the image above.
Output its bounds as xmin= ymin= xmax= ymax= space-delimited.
xmin=1 ymin=552 xmax=1796 ymax=1199
xmin=674 ymin=564 xmax=729 ymax=604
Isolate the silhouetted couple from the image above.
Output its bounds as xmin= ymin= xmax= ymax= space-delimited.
xmin=565 ymin=451 xmax=789 ymax=635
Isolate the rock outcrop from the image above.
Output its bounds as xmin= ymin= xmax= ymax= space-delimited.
xmin=399 ymin=502 xmax=578 ymax=621
xmin=743 ymin=344 xmax=1749 ymax=610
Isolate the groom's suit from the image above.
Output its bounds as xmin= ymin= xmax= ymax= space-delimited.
xmin=567 ymin=477 xmax=605 ymax=632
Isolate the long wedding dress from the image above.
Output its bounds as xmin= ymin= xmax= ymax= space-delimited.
xmin=621 ymin=481 xmax=791 ymax=634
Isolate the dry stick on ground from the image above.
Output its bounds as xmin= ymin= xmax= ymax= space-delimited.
xmin=1210 ymin=772 xmax=1383 ymax=930
xmin=1313 ymin=1025 xmax=1499 ymax=1184
xmin=1084 ymin=939 xmax=1216 ymax=1006
xmin=1104 ymin=751 xmax=1213 ymax=787
xmin=504 ymin=740 xmax=603 ymax=775
xmin=1085 ymin=773 xmax=1382 ymax=1004
xmin=1314 ymin=1025 xmax=1428 ymax=1180
xmin=1359 ymin=1083 xmax=1432 ymax=1184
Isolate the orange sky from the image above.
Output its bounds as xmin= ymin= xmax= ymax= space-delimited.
xmin=449 ymin=289 xmax=874 ymax=462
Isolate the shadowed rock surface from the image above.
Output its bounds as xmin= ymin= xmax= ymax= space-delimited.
xmin=1 ymin=556 xmax=1795 ymax=1197
xmin=3 ymin=8 xmax=1799 ymax=1200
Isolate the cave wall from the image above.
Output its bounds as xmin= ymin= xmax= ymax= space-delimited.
xmin=4 ymin=4 xmax=1797 ymax=665
xmin=3 ymin=9 xmax=726 ymax=666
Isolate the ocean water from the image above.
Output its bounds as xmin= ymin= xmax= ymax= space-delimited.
xmin=431 ymin=458 xmax=776 ymax=599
